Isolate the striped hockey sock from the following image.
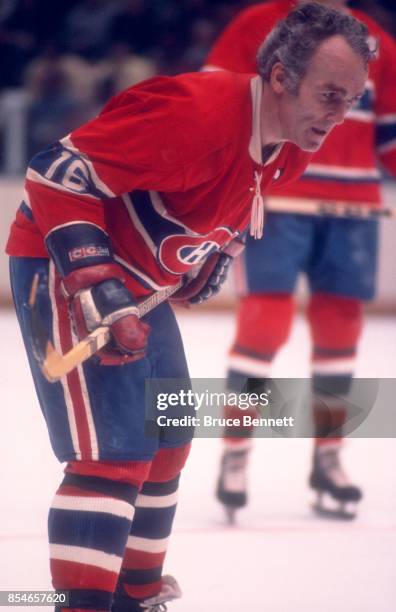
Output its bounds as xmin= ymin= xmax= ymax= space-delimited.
xmin=112 ymin=475 xmax=180 ymax=611
xmin=49 ymin=472 xmax=139 ymax=611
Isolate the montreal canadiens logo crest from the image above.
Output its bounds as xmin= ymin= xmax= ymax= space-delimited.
xmin=159 ymin=228 xmax=234 ymax=274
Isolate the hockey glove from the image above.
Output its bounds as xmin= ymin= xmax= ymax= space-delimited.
xmin=46 ymin=223 xmax=150 ymax=365
xmin=171 ymin=236 xmax=245 ymax=306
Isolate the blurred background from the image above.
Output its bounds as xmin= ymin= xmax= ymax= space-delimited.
xmin=0 ymin=0 xmax=396 ymax=309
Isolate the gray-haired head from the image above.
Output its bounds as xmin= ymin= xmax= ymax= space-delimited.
xmin=257 ymin=2 xmax=375 ymax=95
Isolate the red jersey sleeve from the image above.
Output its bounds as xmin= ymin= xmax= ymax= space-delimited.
xmin=25 ymin=75 xmax=234 ymax=237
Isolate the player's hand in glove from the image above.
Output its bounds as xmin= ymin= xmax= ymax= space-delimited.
xmin=62 ymin=263 xmax=150 ymax=365
xmin=46 ymin=223 xmax=150 ymax=365
xmin=171 ymin=236 xmax=245 ymax=306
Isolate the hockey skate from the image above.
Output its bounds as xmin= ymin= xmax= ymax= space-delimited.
xmin=216 ymin=446 xmax=249 ymax=524
xmin=139 ymin=575 xmax=182 ymax=611
xmin=309 ymin=444 xmax=362 ymax=520
xmin=113 ymin=575 xmax=181 ymax=612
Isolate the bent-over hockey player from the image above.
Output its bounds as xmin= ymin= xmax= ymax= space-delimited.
xmin=6 ymin=4 xmax=372 ymax=610
xmin=205 ymin=0 xmax=396 ymax=521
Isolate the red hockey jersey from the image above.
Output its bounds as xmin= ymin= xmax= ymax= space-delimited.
xmin=7 ymin=71 xmax=310 ymax=296
xmin=205 ymin=0 xmax=396 ymax=205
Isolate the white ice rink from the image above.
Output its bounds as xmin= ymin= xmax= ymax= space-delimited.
xmin=1 ymin=309 xmax=395 ymax=611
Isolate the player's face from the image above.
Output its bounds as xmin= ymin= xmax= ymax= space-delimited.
xmin=277 ymin=35 xmax=367 ymax=152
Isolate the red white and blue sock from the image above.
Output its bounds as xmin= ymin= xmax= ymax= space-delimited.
xmin=49 ymin=471 xmax=139 ymax=611
xmin=112 ymin=475 xmax=180 ymax=611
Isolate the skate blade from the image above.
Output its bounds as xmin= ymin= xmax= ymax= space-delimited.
xmin=311 ymin=494 xmax=357 ymax=521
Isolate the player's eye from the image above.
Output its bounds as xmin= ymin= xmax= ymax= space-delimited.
xmin=321 ymin=92 xmax=340 ymax=103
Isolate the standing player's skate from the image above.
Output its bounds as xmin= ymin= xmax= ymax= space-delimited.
xmin=216 ymin=446 xmax=249 ymax=524
xmin=140 ymin=575 xmax=182 ymax=610
xmin=116 ymin=575 xmax=181 ymax=611
xmin=309 ymin=444 xmax=362 ymax=520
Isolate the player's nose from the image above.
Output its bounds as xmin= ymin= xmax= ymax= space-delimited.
xmin=326 ymin=100 xmax=350 ymax=126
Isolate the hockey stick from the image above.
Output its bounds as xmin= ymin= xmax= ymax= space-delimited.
xmin=28 ymin=275 xmax=183 ymax=382
xmin=265 ymin=196 xmax=396 ymax=219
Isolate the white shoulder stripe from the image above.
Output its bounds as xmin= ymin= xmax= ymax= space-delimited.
xmin=50 ymin=543 xmax=123 ymax=573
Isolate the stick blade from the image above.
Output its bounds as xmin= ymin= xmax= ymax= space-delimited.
xmin=27 ymin=274 xmax=55 ymax=366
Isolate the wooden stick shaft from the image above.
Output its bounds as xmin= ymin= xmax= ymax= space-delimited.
xmin=42 ymin=279 xmax=183 ymax=381
xmin=266 ymin=196 xmax=396 ymax=219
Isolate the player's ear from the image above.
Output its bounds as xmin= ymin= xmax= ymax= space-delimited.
xmin=270 ymin=62 xmax=287 ymax=93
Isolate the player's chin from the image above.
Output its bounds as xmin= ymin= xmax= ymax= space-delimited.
xmin=299 ymin=136 xmax=323 ymax=152
xmin=297 ymin=128 xmax=328 ymax=152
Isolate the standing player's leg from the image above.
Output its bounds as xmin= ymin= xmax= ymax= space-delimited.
xmin=112 ymin=445 xmax=190 ymax=611
xmin=219 ymin=292 xmax=294 ymax=516
xmin=307 ymin=217 xmax=378 ymax=518
xmin=217 ymin=213 xmax=313 ymax=521
xmin=111 ymin=303 xmax=193 ymax=611
xmin=307 ymin=293 xmax=363 ymax=518
xmin=10 ymin=257 xmax=193 ymax=610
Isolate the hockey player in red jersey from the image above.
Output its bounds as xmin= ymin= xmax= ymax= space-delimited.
xmin=205 ymin=0 xmax=396 ymax=521
xmin=7 ymin=4 xmax=372 ymax=610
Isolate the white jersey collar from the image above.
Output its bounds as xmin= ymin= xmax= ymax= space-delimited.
xmin=249 ymin=76 xmax=283 ymax=166
xmin=249 ymin=76 xmax=264 ymax=164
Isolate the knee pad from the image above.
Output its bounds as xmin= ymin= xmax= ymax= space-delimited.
xmin=65 ymin=459 xmax=152 ymax=488
xmin=233 ymin=293 xmax=294 ymax=355
xmin=147 ymin=443 xmax=191 ymax=482
xmin=308 ymin=293 xmax=363 ymax=351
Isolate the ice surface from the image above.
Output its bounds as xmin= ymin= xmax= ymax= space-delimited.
xmin=0 ymin=310 xmax=395 ymax=611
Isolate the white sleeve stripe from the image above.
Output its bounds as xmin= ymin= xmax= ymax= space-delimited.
xmin=305 ymin=163 xmax=381 ymax=179
xmin=26 ymin=167 xmax=101 ymax=200
xmin=345 ymin=110 xmax=375 ymax=123
xmin=60 ymin=135 xmax=116 ymax=198
xmin=201 ymin=64 xmax=226 ymax=72
xmin=378 ymin=138 xmax=396 ymax=154
xmin=44 ymin=221 xmax=108 ymax=241
xmin=377 ymin=114 xmax=396 ymax=125
xmin=23 ymin=188 xmax=31 ymax=207
xmin=114 ymin=255 xmax=176 ymax=291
